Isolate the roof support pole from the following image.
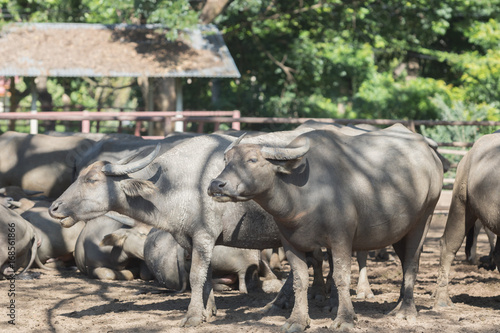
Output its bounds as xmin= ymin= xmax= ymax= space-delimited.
xmin=174 ymin=78 xmax=183 ymax=132
xmin=30 ymin=80 xmax=38 ymax=134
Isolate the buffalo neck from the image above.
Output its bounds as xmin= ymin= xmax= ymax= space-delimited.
xmin=253 ymin=174 xmax=309 ymax=227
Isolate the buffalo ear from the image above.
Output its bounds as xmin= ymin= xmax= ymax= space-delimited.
xmin=119 ymin=179 xmax=158 ymax=197
xmin=269 ymin=157 xmax=306 ymax=175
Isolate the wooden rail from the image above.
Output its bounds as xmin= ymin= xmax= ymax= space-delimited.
xmin=0 ymin=110 xmax=242 ymax=134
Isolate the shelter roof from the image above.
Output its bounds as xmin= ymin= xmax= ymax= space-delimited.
xmin=0 ymin=22 xmax=240 ymax=78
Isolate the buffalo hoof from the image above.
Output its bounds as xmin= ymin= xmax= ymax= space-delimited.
xmin=330 ymin=317 xmax=355 ymax=331
xmin=388 ymin=304 xmax=417 ymax=323
xmin=280 ymin=318 xmax=310 ymax=333
xmin=433 ymin=289 xmax=454 ymax=309
xmin=356 ymin=291 xmax=374 ymax=299
xmin=179 ymin=315 xmax=203 ymax=327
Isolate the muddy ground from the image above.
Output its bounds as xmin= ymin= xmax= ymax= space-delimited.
xmin=1 ymin=213 xmax=500 ymax=333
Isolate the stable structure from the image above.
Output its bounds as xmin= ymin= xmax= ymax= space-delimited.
xmin=0 ymin=22 xmax=240 ymax=133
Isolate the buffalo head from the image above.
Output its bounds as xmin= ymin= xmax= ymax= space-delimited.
xmin=49 ymin=144 xmax=160 ymax=227
xmin=208 ymin=135 xmax=309 ymax=202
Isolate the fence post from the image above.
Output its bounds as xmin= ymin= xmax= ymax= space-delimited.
xmin=232 ymin=110 xmax=240 ymax=130
xmin=81 ymin=110 xmax=90 ymax=133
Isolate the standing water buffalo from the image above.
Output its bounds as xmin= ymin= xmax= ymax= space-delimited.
xmin=208 ymin=124 xmax=443 ymax=331
xmin=48 ymin=130 xmax=316 ymax=327
xmin=434 ymin=131 xmax=500 ymax=308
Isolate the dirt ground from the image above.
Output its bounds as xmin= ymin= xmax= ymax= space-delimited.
xmin=2 ymin=213 xmax=500 ymax=333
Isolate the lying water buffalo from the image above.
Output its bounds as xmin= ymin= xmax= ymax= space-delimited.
xmin=434 ymin=131 xmax=500 ymax=308
xmin=0 ymin=198 xmax=38 ymax=278
xmin=49 ymin=128 xmax=325 ymax=327
xmin=0 ymin=131 xmax=95 ymax=198
xmin=142 ymin=228 xmax=278 ymax=293
xmin=208 ymin=124 xmax=443 ymax=331
xmin=75 ymin=216 xmax=151 ymax=280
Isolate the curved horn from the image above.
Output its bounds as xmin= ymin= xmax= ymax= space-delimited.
xmin=104 ymin=211 xmax=136 ymax=227
xmin=101 ymin=143 xmax=160 ymax=176
xmin=260 ymin=138 xmax=310 ymax=161
xmin=224 ymin=133 xmax=247 ymax=154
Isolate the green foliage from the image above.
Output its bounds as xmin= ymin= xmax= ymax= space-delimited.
xmin=3 ymin=0 xmax=500 ymax=131
xmin=353 ymin=73 xmax=449 ymax=120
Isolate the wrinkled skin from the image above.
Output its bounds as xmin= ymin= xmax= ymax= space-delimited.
xmin=435 ymin=132 xmax=500 ymax=308
xmin=49 ymin=129 xmax=321 ymax=327
xmin=144 ymin=228 xmax=278 ymax=293
xmin=208 ymin=124 xmax=443 ymax=332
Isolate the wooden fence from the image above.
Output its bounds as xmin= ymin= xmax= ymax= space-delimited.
xmin=1 ymin=110 xmax=498 ymax=192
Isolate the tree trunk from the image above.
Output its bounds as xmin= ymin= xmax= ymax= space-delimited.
xmin=200 ymin=0 xmax=230 ymax=24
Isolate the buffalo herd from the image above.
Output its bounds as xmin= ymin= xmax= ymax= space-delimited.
xmin=0 ymin=122 xmax=499 ymax=332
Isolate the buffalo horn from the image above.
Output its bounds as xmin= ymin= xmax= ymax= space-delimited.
xmin=224 ymin=133 xmax=247 ymax=154
xmin=104 ymin=211 xmax=136 ymax=227
xmin=260 ymin=138 xmax=310 ymax=160
xmin=102 ymin=143 xmax=160 ymax=176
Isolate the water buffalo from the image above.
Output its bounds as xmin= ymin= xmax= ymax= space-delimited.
xmin=208 ymin=124 xmax=443 ymax=331
xmin=434 ymin=131 xmax=500 ymax=308
xmin=0 ymin=198 xmax=39 ymax=278
xmin=74 ymin=216 xmax=151 ymax=280
xmin=142 ymin=228 xmax=279 ymax=293
xmin=20 ymin=199 xmax=85 ymax=268
xmin=0 ymin=187 xmax=84 ymax=268
xmin=49 ymin=128 xmax=325 ymax=327
xmin=0 ymin=131 xmax=95 ymax=198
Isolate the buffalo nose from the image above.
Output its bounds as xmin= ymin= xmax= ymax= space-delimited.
xmin=208 ymin=179 xmax=226 ymax=194
xmin=49 ymin=200 xmax=62 ymax=214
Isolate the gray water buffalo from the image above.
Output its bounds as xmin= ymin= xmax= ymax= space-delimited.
xmin=143 ymin=228 xmax=278 ymax=293
xmin=0 ymin=131 xmax=95 ymax=198
xmin=74 ymin=216 xmax=150 ymax=280
xmin=0 ymin=187 xmax=84 ymax=268
xmin=20 ymin=199 xmax=85 ymax=268
xmin=0 ymin=198 xmax=38 ymax=278
xmin=434 ymin=131 xmax=500 ymax=308
xmin=73 ymin=133 xmax=196 ymax=176
xmin=49 ymin=128 xmax=325 ymax=327
xmin=208 ymin=124 xmax=443 ymax=331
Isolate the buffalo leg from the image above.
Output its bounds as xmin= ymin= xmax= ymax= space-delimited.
xmin=389 ymin=211 xmax=432 ymax=322
xmin=308 ymin=248 xmax=326 ymax=301
xmin=179 ymin=239 xmax=216 ymax=327
xmin=356 ymin=251 xmax=374 ymax=299
xmin=280 ymin=238 xmax=311 ymax=333
xmin=434 ymin=199 xmax=477 ymax=308
xmin=328 ymin=244 xmax=356 ymax=331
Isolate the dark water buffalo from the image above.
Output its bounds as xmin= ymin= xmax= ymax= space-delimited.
xmin=49 ymin=128 xmax=323 ymax=327
xmin=208 ymin=124 xmax=443 ymax=331
xmin=143 ymin=228 xmax=279 ymax=293
xmin=0 ymin=198 xmax=38 ymax=278
xmin=0 ymin=131 xmax=95 ymax=198
xmin=434 ymin=131 xmax=500 ymax=308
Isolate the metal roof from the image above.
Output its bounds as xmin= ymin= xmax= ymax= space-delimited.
xmin=0 ymin=23 xmax=240 ymax=78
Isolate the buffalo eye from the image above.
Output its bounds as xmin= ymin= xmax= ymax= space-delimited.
xmin=85 ymin=177 xmax=98 ymax=184
xmin=247 ymin=158 xmax=258 ymax=163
